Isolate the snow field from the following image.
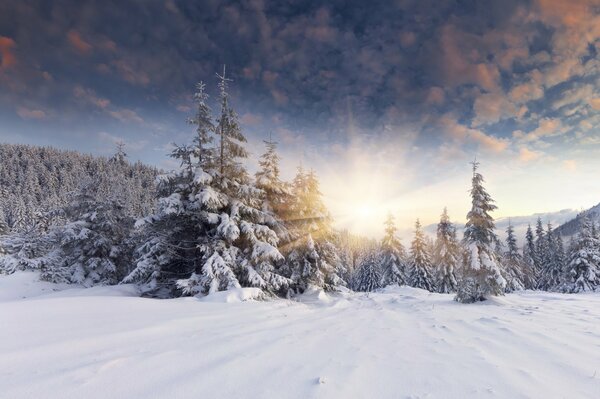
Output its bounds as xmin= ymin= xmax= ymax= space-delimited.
xmin=1 ymin=272 xmax=599 ymax=399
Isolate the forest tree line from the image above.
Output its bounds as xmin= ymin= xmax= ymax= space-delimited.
xmin=0 ymin=71 xmax=598 ymax=303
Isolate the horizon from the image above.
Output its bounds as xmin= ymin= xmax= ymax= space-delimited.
xmin=1 ymin=0 xmax=599 ymax=237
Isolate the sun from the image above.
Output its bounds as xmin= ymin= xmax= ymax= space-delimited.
xmin=357 ymin=204 xmax=375 ymax=218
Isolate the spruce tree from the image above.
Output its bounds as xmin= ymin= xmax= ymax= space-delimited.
xmin=455 ymin=160 xmax=506 ymax=303
xmin=522 ymin=224 xmax=538 ymax=289
xmin=408 ymin=219 xmax=434 ymax=291
xmin=433 ymin=208 xmax=459 ymax=293
xmin=255 ymin=138 xmax=291 ymax=242
xmin=354 ymin=248 xmax=382 ymax=292
xmin=562 ymin=215 xmax=600 ymax=292
xmin=502 ymin=222 xmax=526 ymax=292
xmin=534 ymin=217 xmax=546 ymax=282
xmin=126 ymin=74 xmax=289 ymax=297
xmin=284 ymin=167 xmax=345 ymax=291
xmin=538 ymin=223 xmax=564 ymax=290
xmin=379 ymin=213 xmax=406 ymax=287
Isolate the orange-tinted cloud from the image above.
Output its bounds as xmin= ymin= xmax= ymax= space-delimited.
xmin=16 ymin=106 xmax=46 ymax=119
xmin=67 ymin=30 xmax=92 ymax=54
xmin=0 ymin=36 xmax=17 ymax=70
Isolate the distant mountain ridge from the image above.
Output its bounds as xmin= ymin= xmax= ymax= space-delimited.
xmin=555 ymin=202 xmax=600 ymax=237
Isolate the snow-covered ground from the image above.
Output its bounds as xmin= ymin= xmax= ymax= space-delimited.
xmin=1 ymin=272 xmax=599 ymax=399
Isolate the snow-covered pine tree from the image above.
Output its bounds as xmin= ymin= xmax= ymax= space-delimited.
xmin=284 ymin=167 xmax=345 ymax=291
xmin=534 ymin=217 xmax=547 ymax=282
xmin=538 ymin=223 xmax=564 ymax=290
xmin=433 ymin=208 xmax=459 ymax=293
xmin=522 ymin=224 xmax=538 ymax=289
xmin=408 ymin=219 xmax=434 ymax=291
xmin=455 ymin=160 xmax=506 ymax=303
xmin=379 ymin=213 xmax=407 ymax=287
xmin=562 ymin=215 xmax=600 ymax=292
xmin=353 ymin=248 xmax=382 ymax=292
xmin=255 ymin=137 xmax=291 ymax=242
xmin=43 ymin=181 xmax=134 ymax=286
xmin=128 ymin=74 xmax=290 ymax=297
xmin=501 ymin=222 xmax=526 ymax=292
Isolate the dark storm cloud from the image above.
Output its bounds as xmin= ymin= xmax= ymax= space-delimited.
xmin=0 ymin=0 xmax=599 ymax=166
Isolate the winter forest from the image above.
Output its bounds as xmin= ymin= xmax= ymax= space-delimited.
xmin=1 ymin=72 xmax=598 ymax=304
xmin=4 ymin=0 xmax=600 ymax=396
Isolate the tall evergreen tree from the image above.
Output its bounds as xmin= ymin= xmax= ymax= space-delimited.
xmin=379 ymin=213 xmax=406 ymax=287
xmin=534 ymin=217 xmax=546 ymax=281
xmin=562 ymin=215 xmax=600 ymax=292
xmin=255 ymin=138 xmax=291 ymax=242
xmin=126 ymin=74 xmax=289 ymax=297
xmin=353 ymin=248 xmax=382 ymax=292
xmin=284 ymin=167 xmax=344 ymax=291
xmin=433 ymin=208 xmax=459 ymax=293
xmin=408 ymin=219 xmax=434 ymax=291
xmin=522 ymin=224 xmax=538 ymax=289
xmin=538 ymin=223 xmax=564 ymax=290
xmin=455 ymin=160 xmax=506 ymax=303
xmin=502 ymin=222 xmax=526 ymax=292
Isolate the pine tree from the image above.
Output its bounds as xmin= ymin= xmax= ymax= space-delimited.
xmin=408 ymin=219 xmax=434 ymax=291
xmin=48 ymin=181 xmax=134 ymax=285
xmin=455 ymin=160 xmax=506 ymax=303
xmin=353 ymin=248 xmax=382 ymax=292
xmin=522 ymin=224 xmax=538 ymax=289
xmin=127 ymin=74 xmax=289 ymax=297
xmin=562 ymin=215 xmax=600 ymax=292
xmin=255 ymin=137 xmax=291 ymax=242
xmin=433 ymin=208 xmax=459 ymax=293
xmin=538 ymin=223 xmax=564 ymax=290
xmin=534 ymin=217 xmax=546 ymax=283
xmin=379 ymin=213 xmax=407 ymax=287
xmin=284 ymin=167 xmax=345 ymax=291
xmin=502 ymin=222 xmax=526 ymax=292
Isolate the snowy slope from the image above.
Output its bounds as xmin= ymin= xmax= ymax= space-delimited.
xmin=556 ymin=202 xmax=600 ymax=237
xmin=1 ymin=272 xmax=599 ymax=399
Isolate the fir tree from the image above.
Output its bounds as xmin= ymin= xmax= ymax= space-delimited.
xmin=353 ymin=249 xmax=382 ymax=292
xmin=522 ymin=224 xmax=538 ymax=289
xmin=502 ymin=222 xmax=526 ymax=292
xmin=538 ymin=223 xmax=564 ymax=290
xmin=127 ymin=74 xmax=289 ymax=297
xmin=255 ymin=137 xmax=291 ymax=242
xmin=534 ymin=217 xmax=546 ymax=282
xmin=379 ymin=213 xmax=407 ymax=287
xmin=284 ymin=167 xmax=345 ymax=291
xmin=455 ymin=160 xmax=506 ymax=303
xmin=408 ymin=219 xmax=434 ymax=291
xmin=562 ymin=215 xmax=600 ymax=292
xmin=433 ymin=208 xmax=459 ymax=293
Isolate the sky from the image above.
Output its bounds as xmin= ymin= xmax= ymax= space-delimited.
xmin=1 ymin=0 xmax=600 ymax=238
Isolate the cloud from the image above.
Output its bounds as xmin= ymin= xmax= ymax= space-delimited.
xmin=519 ymin=147 xmax=542 ymax=162
xmin=440 ymin=115 xmax=509 ymax=153
xmin=0 ymin=36 xmax=17 ymax=70
xmin=508 ymin=71 xmax=544 ymax=103
xmin=588 ymin=98 xmax=600 ymax=111
xmin=425 ymin=87 xmax=445 ymax=105
xmin=472 ymin=92 xmax=517 ymax=126
xmin=16 ymin=106 xmax=46 ymax=119
xmin=67 ymin=30 xmax=92 ymax=54
xmin=515 ymin=118 xmax=568 ymax=143
xmin=73 ymin=86 xmax=111 ymax=108
xmin=563 ymin=159 xmax=577 ymax=171
xmin=108 ymin=109 xmax=144 ymax=124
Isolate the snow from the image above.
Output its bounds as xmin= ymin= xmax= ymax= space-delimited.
xmin=1 ymin=272 xmax=600 ymax=398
